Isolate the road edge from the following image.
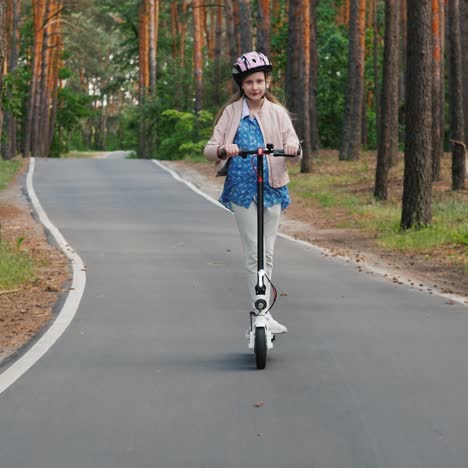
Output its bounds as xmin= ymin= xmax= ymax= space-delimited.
xmin=0 ymin=158 xmax=87 ymax=396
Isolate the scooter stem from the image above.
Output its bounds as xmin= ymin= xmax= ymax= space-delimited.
xmin=256 ymin=148 xmax=265 ymax=272
xmin=254 ymin=148 xmax=267 ymax=308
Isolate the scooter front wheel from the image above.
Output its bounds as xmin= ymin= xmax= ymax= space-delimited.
xmin=254 ymin=327 xmax=267 ymax=369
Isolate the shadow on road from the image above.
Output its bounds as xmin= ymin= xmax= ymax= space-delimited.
xmin=151 ymin=352 xmax=261 ymax=373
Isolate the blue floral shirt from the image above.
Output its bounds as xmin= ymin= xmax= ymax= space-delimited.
xmin=219 ymin=101 xmax=290 ymax=212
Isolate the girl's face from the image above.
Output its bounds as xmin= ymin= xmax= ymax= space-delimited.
xmin=241 ymin=71 xmax=270 ymax=102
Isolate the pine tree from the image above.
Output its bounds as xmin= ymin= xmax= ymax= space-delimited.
xmin=339 ymin=0 xmax=366 ymax=161
xmin=0 ymin=0 xmax=8 ymax=153
xmin=448 ymin=0 xmax=466 ymax=189
xmin=431 ymin=0 xmax=444 ymax=181
xmin=401 ymin=0 xmax=433 ymax=229
xmin=375 ymin=0 xmax=400 ymax=200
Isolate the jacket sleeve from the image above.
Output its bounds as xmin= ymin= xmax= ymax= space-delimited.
xmin=281 ymin=109 xmax=303 ymax=163
xmin=204 ymin=107 xmax=231 ymax=161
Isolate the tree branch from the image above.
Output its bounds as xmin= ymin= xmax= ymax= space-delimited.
xmin=449 ymin=139 xmax=467 ymax=152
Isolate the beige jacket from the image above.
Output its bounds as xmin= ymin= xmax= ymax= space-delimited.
xmin=204 ymin=98 xmax=302 ymax=188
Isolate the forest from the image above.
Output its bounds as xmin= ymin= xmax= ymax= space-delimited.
xmin=0 ymin=0 xmax=467 ymax=231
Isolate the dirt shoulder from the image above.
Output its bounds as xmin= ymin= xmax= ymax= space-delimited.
xmin=163 ymin=159 xmax=467 ymax=305
xmin=0 ymin=159 xmax=69 ymax=364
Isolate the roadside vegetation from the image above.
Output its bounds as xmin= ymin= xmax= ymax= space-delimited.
xmin=0 ymin=161 xmax=35 ymax=291
xmin=0 ymin=239 xmax=35 ymax=291
xmin=0 ymin=160 xmax=21 ymax=191
xmin=287 ymin=151 xmax=467 ymax=272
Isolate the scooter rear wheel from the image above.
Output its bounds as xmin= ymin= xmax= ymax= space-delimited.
xmin=254 ymin=327 xmax=267 ymax=369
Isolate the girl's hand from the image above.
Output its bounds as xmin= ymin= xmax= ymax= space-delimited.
xmin=283 ymin=144 xmax=299 ymax=156
xmin=218 ymin=144 xmax=240 ymax=158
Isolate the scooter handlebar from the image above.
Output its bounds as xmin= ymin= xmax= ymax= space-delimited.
xmin=218 ymin=145 xmax=300 ymax=159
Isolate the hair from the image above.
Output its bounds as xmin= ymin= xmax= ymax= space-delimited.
xmin=214 ymin=71 xmax=284 ymax=124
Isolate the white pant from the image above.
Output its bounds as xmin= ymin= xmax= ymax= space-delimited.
xmin=232 ymin=202 xmax=281 ymax=310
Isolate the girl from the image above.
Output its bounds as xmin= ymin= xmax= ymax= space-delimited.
xmin=204 ymin=51 xmax=301 ymax=334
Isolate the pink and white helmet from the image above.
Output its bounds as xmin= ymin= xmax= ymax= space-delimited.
xmin=232 ymin=51 xmax=273 ymax=85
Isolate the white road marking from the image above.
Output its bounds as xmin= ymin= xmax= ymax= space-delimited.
xmin=154 ymin=159 xmax=467 ymax=307
xmin=0 ymin=158 xmax=86 ymax=395
xmin=152 ymin=159 xmax=230 ymax=212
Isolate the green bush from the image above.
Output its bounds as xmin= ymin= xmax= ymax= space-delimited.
xmin=158 ymin=109 xmax=213 ymax=160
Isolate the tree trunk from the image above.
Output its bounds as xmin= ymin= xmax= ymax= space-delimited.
xmin=337 ymin=0 xmax=351 ymax=25
xmin=339 ymin=0 xmax=366 ymax=161
xmin=0 ymin=0 xmax=6 ymax=155
xmin=180 ymin=1 xmax=187 ymax=66
xmin=193 ymin=0 xmax=203 ymax=138
xmin=439 ymin=0 xmax=446 ymax=150
xmin=462 ymin=0 xmax=468 ymax=152
xmin=301 ymin=0 xmax=312 ymax=173
xmin=24 ymin=0 xmax=46 ymax=158
xmin=214 ymin=1 xmax=223 ymax=107
xmin=375 ymin=0 xmax=400 ymax=200
xmin=46 ymin=1 xmax=62 ymax=155
xmin=372 ymin=0 xmax=380 ymax=146
xmin=309 ymin=0 xmax=320 ymax=152
xmin=448 ymin=0 xmax=466 ymax=189
xmin=98 ymin=100 xmax=107 ymax=151
xmin=138 ymin=0 xmax=149 ymax=158
xmin=399 ymin=0 xmax=407 ymax=147
xmin=225 ymin=0 xmax=237 ymax=64
xmin=361 ymin=91 xmax=368 ymax=147
xmin=2 ymin=0 xmax=20 ymax=160
xmin=43 ymin=0 xmax=62 ymax=156
xmin=148 ymin=0 xmax=159 ymax=155
xmin=285 ymin=0 xmax=302 ymax=141
xmin=256 ymin=0 xmax=271 ymax=55
xmin=33 ymin=0 xmax=51 ymax=157
xmin=239 ymin=0 xmax=253 ymax=52
xmin=401 ymin=0 xmax=433 ymax=229
xmin=233 ymin=1 xmax=241 ymax=56
xmin=205 ymin=6 xmax=215 ymax=61
xmin=148 ymin=0 xmax=157 ymax=94
xmin=431 ymin=0 xmax=444 ymax=181
xmin=171 ymin=3 xmax=177 ymax=58
xmin=139 ymin=1 xmax=149 ymax=91
xmin=0 ymin=0 xmax=6 ymax=78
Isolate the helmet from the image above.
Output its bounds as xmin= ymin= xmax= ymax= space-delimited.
xmin=232 ymin=51 xmax=273 ymax=86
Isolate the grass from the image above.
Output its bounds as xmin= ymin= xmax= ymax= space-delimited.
xmin=0 ymin=159 xmax=36 ymax=289
xmin=0 ymin=241 xmax=35 ymax=290
xmin=375 ymin=200 xmax=467 ymax=248
xmin=0 ymin=159 xmax=21 ymax=191
xmin=287 ymin=150 xmax=468 ymax=268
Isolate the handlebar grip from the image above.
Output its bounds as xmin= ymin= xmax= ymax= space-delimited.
xmin=219 ymin=148 xmax=250 ymax=158
xmin=218 ymin=148 xmax=228 ymax=159
xmin=272 ymin=148 xmax=301 ymax=157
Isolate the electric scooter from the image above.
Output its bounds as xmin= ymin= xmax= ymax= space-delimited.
xmin=221 ymin=144 xmax=298 ymax=369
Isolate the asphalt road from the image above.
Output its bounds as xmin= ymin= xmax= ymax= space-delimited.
xmin=1 ymin=158 xmax=467 ymax=468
